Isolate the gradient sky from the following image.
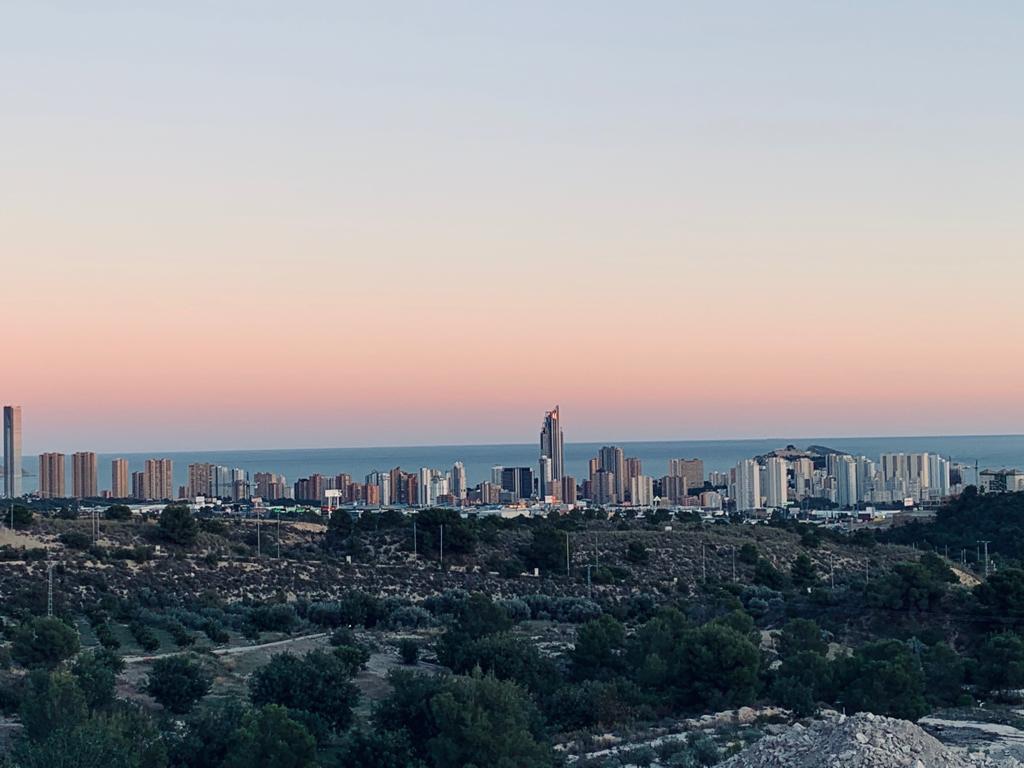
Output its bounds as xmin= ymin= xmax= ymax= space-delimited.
xmin=2 ymin=2 xmax=1022 ymax=453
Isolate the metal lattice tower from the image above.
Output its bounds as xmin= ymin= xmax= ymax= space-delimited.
xmin=46 ymin=560 xmax=56 ymax=618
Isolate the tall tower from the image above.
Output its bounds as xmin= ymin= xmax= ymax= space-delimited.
xmin=72 ymin=452 xmax=98 ymax=498
xmin=540 ymin=406 xmax=565 ymax=481
xmin=111 ymin=458 xmax=129 ymax=498
xmin=38 ymin=453 xmax=66 ymax=499
xmin=3 ymin=405 xmax=22 ymax=498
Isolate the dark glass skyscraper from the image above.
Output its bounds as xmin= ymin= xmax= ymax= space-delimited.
xmin=3 ymin=406 xmax=22 ymax=499
xmin=539 ymin=405 xmax=565 ymax=480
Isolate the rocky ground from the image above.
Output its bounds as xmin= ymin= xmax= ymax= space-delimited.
xmin=719 ymin=713 xmax=1024 ymax=768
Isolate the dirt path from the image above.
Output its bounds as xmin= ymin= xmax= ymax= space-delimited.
xmin=122 ymin=632 xmax=328 ymax=664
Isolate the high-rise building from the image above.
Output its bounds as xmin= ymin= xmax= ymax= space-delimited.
xmin=111 ymin=458 xmax=129 ymax=498
xmin=500 ymin=467 xmax=534 ymax=500
xmin=598 ymin=446 xmax=626 ymax=503
xmin=732 ymin=459 xmax=761 ymax=512
xmin=560 ymin=476 xmax=578 ymax=505
xmin=143 ymin=458 xmax=174 ymax=501
xmin=764 ymin=457 xmax=788 ymax=508
xmin=540 ymin=406 xmax=565 ymax=480
xmin=3 ymin=406 xmax=22 ymax=498
xmin=254 ymin=472 xmax=287 ymax=500
xmin=835 ymin=455 xmax=858 ymax=508
xmin=418 ymin=467 xmax=433 ymax=507
xmin=187 ymin=463 xmax=213 ymax=497
xmin=630 ymin=475 xmax=654 ymax=506
xmin=668 ymin=458 xmax=704 ymax=491
xmin=131 ymin=471 xmax=145 ymax=500
xmin=624 ymin=457 xmax=643 ymax=502
xmin=72 ymin=451 xmax=98 ymax=498
xmin=38 ymin=452 xmax=66 ymax=499
xmin=451 ymin=462 xmax=467 ymax=500
xmin=592 ymin=468 xmax=616 ymax=505
xmin=538 ymin=455 xmax=553 ymax=498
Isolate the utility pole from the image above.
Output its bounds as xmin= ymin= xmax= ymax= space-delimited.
xmin=565 ymin=532 xmax=570 ymax=578
xmin=256 ymin=507 xmax=261 ymax=557
xmin=412 ymin=517 xmax=417 ymax=558
xmin=979 ymin=540 xmax=991 ymax=577
xmin=865 ymin=558 xmax=870 ymax=585
xmin=276 ymin=508 xmax=281 ymax=559
xmin=732 ymin=545 xmax=737 ymax=582
xmin=439 ymin=524 xmax=444 ymax=567
xmin=830 ymin=554 xmax=835 ymax=591
xmin=586 ymin=564 xmax=593 ymax=599
xmin=46 ymin=559 xmax=55 ymax=618
xmin=701 ymin=542 xmax=706 ymax=583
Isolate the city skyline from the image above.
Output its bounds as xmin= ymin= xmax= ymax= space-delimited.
xmin=3 ymin=4 xmax=1022 ymax=450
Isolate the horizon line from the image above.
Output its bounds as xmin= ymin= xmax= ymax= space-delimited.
xmin=13 ymin=430 xmax=1024 ymax=458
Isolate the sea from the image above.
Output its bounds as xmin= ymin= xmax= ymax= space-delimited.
xmin=17 ymin=434 xmax=1024 ymax=494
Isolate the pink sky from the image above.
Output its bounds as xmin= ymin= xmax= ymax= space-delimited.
xmin=3 ymin=4 xmax=1022 ymax=452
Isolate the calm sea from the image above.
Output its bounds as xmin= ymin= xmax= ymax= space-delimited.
xmin=19 ymin=434 xmax=1024 ymax=494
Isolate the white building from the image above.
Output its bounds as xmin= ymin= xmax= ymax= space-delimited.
xmin=764 ymin=457 xmax=788 ymax=508
xmin=732 ymin=459 xmax=761 ymax=512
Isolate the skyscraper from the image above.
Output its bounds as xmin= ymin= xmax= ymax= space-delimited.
xmin=143 ymin=458 xmax=174 ymax=501
xmin=598 ymin=446 xmax=626 ymax=503
xmin=764 ymin=457 xmax=788 ymax=509
xmin=451 ymin=462 xmax=467 ymax=500
xmin=111 ymin=459 xmax=130 ymax=498
xmin=668 ymin=458 xmax=703 ymax=490
xmin=732 ymin=459 xmax=761 ymax=512
xmin=72 ymin=451 xmax=98 ymax=498
xmin=539 ymin=406 xmax=565 ymax=480
xmin=3 ymin=405 xmax=22 ymax=498
xmin=835 ymin=455 xmax=858 ymax=508
xmin=38 ymin=452 xmax=66 ymax=499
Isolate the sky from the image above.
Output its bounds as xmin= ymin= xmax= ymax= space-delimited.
xmin=1 ymin=2 xmax=1022 ymax=453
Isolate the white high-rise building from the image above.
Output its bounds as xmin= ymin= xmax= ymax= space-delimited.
xmin=732 ymin=459 xmax=761 ymax=512
xmin=835 ymin=456 xmax=858 ymax=508
xmin=792 ymin=458 xmax=814 ymax=499
xmin=630 ymin=475 xmax=654 ymax=506
xmin=927 ymin=455 xmax=951 ymax=499
xmin=538 ymin=456 xmax=553 ymax=497
xmin=764 ymin=457 xmax=788 ymax=508
xmin=418 ymin=467 xmax=433 ymax=508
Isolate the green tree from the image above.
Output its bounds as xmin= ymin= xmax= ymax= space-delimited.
xmin=833 ymin=640 xmax=928 ymax=719
xmin=19 ymin=670 xmax=87 ymax=742
xmin=11 ymin=617 xmax=81 ymax=669
xmin=248 ymin=650 xmax=359 ymax=731
xmin=373 ymin=671 xmax=448 ymax=755
xmin=169 ymin=698 xmax=247 ymax=768
xmin=427 ymin=673 xmax=553 ymax=768
xmin=336 ymin=727 xmax=425 ymax=768
xmin=675 ymin=623 xmax=761 ymax=709
xmin=72 ymin=648 xmax=125 ymax=710
xmin=223 ymin=705 xmax=316 ymax=768
xmin=104 ymin=504 xmax=133 ymax=520
xmin=975 ymin=632 xmax=1024 ymax=697
xmin=625 ymin=541 xmax=650 ymax=564
xmin=145 ymin=655 xmax=212 ymax=714
xmin=777 ymin=619 xmax=826 ymax=659
xmin=520 ymin=526 xmax=566 ymax=574
xmin=10 ymin=503 xmax=34 ymax=529
xmin=572 ymin=615 xmax=626 ymax=680
xmin=158 ymin=505 xmax=198 ymax=547
xmin=790 ymin=554 xmax=818 ymax=589
xmin=922 ymin=642 xmax=966 ymax=707
xmin=10 ymin=705 xmax=167 ymax=768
